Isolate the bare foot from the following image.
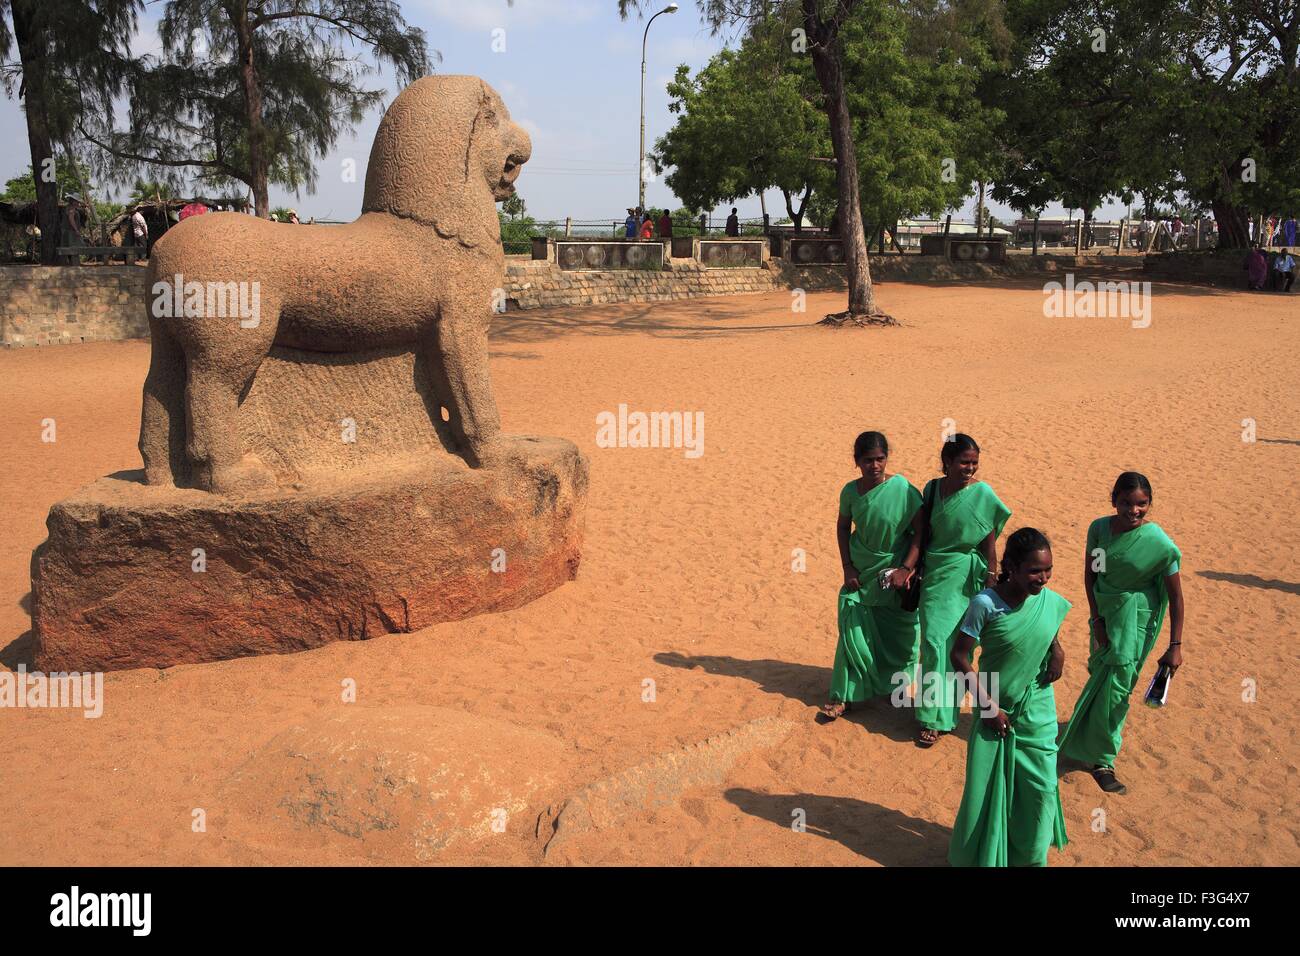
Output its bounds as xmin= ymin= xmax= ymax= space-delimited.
xmin=819 ymin=701 xmax=849 ymax=721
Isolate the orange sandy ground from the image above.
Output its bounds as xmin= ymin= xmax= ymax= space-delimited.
xmin=1 ymin=271 xmax=1297 ymax=866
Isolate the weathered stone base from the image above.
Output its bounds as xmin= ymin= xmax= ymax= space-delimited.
xmin=31 ymin=435 xmax=587 ymax=671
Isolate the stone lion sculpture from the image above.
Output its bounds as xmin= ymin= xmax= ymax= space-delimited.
xmin=139 ymin=75 xmax=532 ymax=492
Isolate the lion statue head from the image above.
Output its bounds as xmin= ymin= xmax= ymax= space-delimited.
xmin=363 ymin=75 xmax=531 ymax=250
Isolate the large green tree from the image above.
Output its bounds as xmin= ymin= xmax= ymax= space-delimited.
xmin=1 ymin=0 xmax=141 ymax=261
xmin=653 ymin=40 xmax=829 ymax=231
xmin=623 ymin=0 xmax=893 ymax=323
xmin=83 ymin=1 xmax=431 ymax=218
xmin=625 ymin=0 xmax=1006 ymax=322
xmin=1166 ymin=0 xmax=1300 ymax=247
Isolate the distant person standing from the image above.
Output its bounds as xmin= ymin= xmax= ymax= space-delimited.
xmin=624 ymin=208 xmax=638 ymax=238
xmin=1284 ymin=214 xmax=1297 ymax=247
xmin=130 ymin=209 xmax=149 ymax=255
xmin=1273 ymin=248 xmax=1295 ymax=292
xmin=657 ymin=209 xmax=673 ymax=238
xmin=1244 ymin=244 xmax=1268 ymax=290
xmin=60 ymin=197 xmax=86 ymax=262
xmin=725 ymin=207 xmax=739 ymax=237
xmin=639 ymin=212 xmax=655 ymax=239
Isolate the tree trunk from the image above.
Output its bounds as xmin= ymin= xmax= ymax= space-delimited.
xmin=805 ymin=2 xmax=882 ymax=321
xmin=232 ymin=3 xmax=269 ymax=217
xmin=10 ymin=0 xmax=63 ymax=264
xmin=1210 ymin=163 xmax=1251 ymax=249
xmin=784 ymin=185 xmax=812 ymax=233
xmin=976 ymin=180 xmax=985 ymax=238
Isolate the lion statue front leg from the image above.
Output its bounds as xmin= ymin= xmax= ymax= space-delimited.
xmin=182 ymin=325 xmax=279 ymax=495
xmin=428 ymin=289 xmax=510 ymax=468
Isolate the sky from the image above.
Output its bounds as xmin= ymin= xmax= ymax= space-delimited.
xmin=0 ymin=0 xmax=1129 ymax=225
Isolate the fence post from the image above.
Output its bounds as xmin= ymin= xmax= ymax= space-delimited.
xmin=565 ymin=217 xmax=572 ymax=237
xmin=1193 ymin=218 xmax=1201 ymax=250
xmin=1032 ymin=216 xmax=1040 ymax=256
xmin=699 ymin=213 xmax=707 ymax=236
xmin=612 ymin=220 xmax=618 ymax=237
xmin=763 ymin=213 xmax=770 ymax=234
xmin=1074 ymin=220 xmax=1083 ymax=256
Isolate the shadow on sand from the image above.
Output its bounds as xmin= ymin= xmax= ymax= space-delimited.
xmin=1196 ymin=569 xmax=1300 ymax=596
xmin=725 ymin=787 xmax=951 ymax=865
xmin=653 ymin=651 xmax=957 ymax=745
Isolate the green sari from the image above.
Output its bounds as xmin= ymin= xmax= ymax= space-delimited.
xmin=915 ymin=480 xmax=1011 ymax=731
xmin=1058 ymin=518 xmax=1181 ymax=768
xmin=831 ymin=475 xmax=923 ymax=702
xmin=949 ymin=587 xmax=1071 ymax=867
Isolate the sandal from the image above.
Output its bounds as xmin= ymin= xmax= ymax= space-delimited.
xmin=1091 ymin=766 xmax=1127 ymax=795
xmin=818 ymin=701 xmax=851 ymax=722
xmin=916 ymin=727 xmax=940 ymax=748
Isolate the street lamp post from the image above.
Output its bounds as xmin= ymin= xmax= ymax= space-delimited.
xmin=640 ymin=3 xmax=678 ymax=214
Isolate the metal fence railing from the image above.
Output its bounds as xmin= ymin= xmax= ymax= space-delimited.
xmin=892 ymin=217 xmax=1223 ymax=253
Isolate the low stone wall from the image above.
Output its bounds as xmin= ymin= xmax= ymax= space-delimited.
xmin=1 ymin=253 xmax=1120 ymax=348
xmin=0 ymin=265 xmax=149 ymax=347
xmin=502 ymin=252 xmax=1103 ymax=311
xmin=1143 ymin=249 xmax=1249 ymax=288
xmin=502 ymin=258 xmax=846 ymax=310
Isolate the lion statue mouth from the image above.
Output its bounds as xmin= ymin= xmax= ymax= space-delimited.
xmin=494 ymin=151 xmax=528 ymax=200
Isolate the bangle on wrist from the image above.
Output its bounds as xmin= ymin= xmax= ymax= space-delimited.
xmin=1169 ymin=641 xmax=1181 ymax=646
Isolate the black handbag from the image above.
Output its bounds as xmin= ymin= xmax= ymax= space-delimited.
xmin=899 ymin=480 xmax=937 ymax=612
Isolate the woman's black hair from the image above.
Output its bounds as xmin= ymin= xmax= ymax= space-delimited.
xmin=997 ymin=527 xmax=1051 ymax=584
xmin=940 ymin=433 xmax=980 ymax=467
xmin=853 ymin=431 xmax=889 ymax=460
xmin=1111 ymin=471 xmax=1153 ymax=504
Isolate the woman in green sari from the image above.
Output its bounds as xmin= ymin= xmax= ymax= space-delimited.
xmin=821 ymin=431 xmax=923 ymax=719
xmin=1058 ymin=472 xmax=1184 ymax=794
xmin=948 ymin=528 xmax=1070 ymax=867
xmin=894 ymin=434 xmax=1011 ymax=746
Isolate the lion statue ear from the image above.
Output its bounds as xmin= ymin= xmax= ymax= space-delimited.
xmin=363 ymin=75 xmax=504 ymax=250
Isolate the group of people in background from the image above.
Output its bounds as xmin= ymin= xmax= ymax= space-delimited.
xmin=1259 ymin=213 xmax=1298 ymax=248
xmin=823 ymin=431 xmax=1184 ymax=867
xmin=621 ymin=206 xmax=743 ymax=239
xmin=623 ymin=206 xmax=672 ymax=239
xmin=1244 ymin=244 xmax=1295 ymax=291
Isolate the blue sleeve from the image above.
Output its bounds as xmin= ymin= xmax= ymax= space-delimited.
xmin=959 ymin=593 xmax=991 ymax=643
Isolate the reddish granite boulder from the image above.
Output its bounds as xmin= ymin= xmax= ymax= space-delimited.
xmin=32 ymin=436 xmax=586 ymax=672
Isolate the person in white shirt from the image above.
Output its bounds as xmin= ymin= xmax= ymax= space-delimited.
xmin=130 ymin=210 xmax=149 ymax=254
xmin=1272 ymin=247 xmax=1294 ymax=292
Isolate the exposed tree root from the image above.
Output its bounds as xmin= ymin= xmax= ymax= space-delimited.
xmin=816 ymin=309 xmax=899 ymax=328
